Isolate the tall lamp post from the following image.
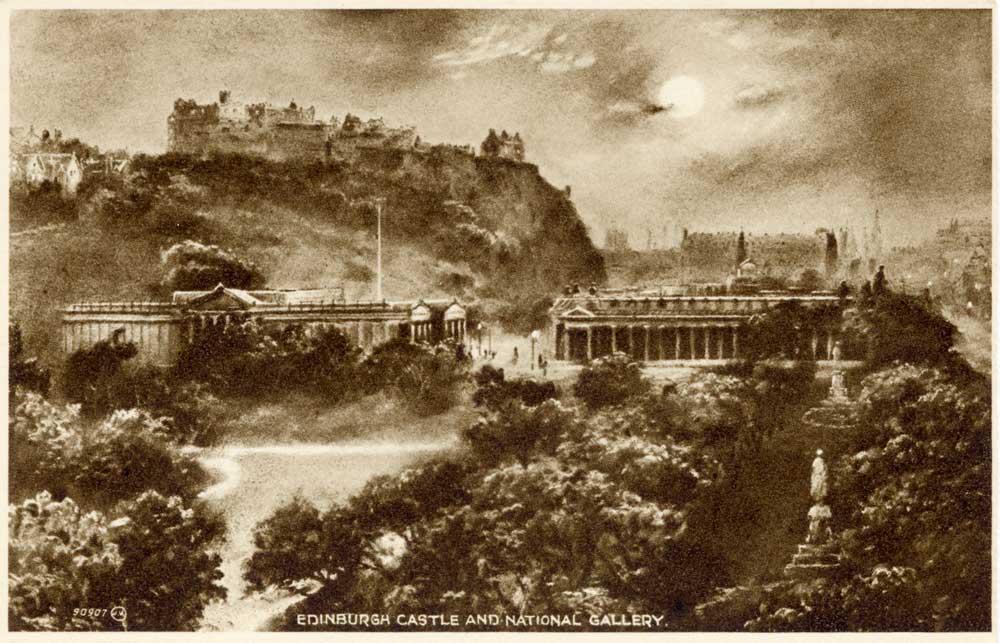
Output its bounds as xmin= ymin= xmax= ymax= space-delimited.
xmin=530 ymin=329 xmax=540 ymax=370
xmin=351 ymin=196 xmax=387 ymax=302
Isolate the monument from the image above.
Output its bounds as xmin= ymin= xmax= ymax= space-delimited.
xmin=784 ymin=449 xmax=842 ymax=579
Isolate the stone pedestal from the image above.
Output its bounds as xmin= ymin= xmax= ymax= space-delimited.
xmin=783 ymin=543 xmax=842 ymax=579
xmin=829 ymin=369 xmax=848 ymax=402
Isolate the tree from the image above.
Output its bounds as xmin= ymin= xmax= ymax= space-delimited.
xmin=109 ymin=491 xmax=227 ymax=630
xmin=840 ymin=290 xmax=957 ymax=369
xmin=9 ymin=321 xmax=50 ymax=402
xmin=362 ymin=339 xmax=468 ymax=415
xmin=472 ymin=364 xmax=557 ymax=411
xmin=9 ymin=492 xmax=122 ymax=631
xmin=463 ymin=399 xmax=573 ymax=466
xmin=74 ymin=409 xmax=210 ymax=505
xmin=9 ymin=491 xmax=226 ymax=631
xmin=9 ymin=393 xmax=85 ymax=503
xmin=160 ymin=240 xmax=265 ymax=291
xmin=63 ymin=338 xmax=138 ymax=415
xmin=573 ymin=352 xmax=650 ymax=410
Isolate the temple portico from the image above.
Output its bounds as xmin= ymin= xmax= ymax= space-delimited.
xmin=549 ymin=292 xmax=847 ymax=364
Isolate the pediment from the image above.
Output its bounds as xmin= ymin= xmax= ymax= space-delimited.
xmin=410 ymin=302 xmax=432 ymax=322
xmin=561 ymin=306 xmax=595 ymax=318
xmin=443 ymin=302 xmax=465 ymax=321
xmin=185 ymin=284 xmax=259 ymax=311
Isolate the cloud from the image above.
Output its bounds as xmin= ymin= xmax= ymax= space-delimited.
xmin=734 ymin=85 xmax=783 ymax=108
xmin=433 ymin=20 xmax=596 ymax=75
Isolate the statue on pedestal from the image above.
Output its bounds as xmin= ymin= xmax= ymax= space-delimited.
xmin=829 ymin=369 xmax=848 ymax=401
xmin=807 ymin=449 xmax=833 ymax=544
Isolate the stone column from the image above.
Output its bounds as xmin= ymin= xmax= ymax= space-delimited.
xmin=586 ymin=326 xmax=593 ymax=360
xmin=732 ymin=326 xmax=739 ymax=359
xmin=628 ymin=325 xmax=634 ymax=357
xmin=610 ymin=324 xmax=617 ymax=353
xmin=562 ymin=326 xmax=570 ymax=361
xmin=704 ymin=326 xmax=712 ymax=359
xmin=644 ymin=326 xmax=650 ymax=362
xmin=826 ymin=332 xmax=833 ymax=361
xmin=689 ymin=326 xmax=696 ymax=360
xmin=675 ymin=327 xmax=681 ymax=360
xmin=657 ymin=326 xmax=664 ymax=360
xmin=811 ymin=331 xmax=818 ymax=360
xmin=719 ymin=328 xmax=726 ymax=360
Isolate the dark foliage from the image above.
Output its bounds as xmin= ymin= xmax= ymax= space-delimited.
xmin=161 ymin=240 xmax=265 ymax=291
xmin=10 ymin=490 xmax=226 ymax=631
xmin=472 ymin=364 xmax=557 ymax=411
xmin=63 ymin=338 xmax=139 ymax=413
xmin=573 ymin=352 xmax=651 ymax=410
xmin=10 ymin=320 xmax=50 ymax=401
xmin=841 ymin=289 xmax=958 ymax=369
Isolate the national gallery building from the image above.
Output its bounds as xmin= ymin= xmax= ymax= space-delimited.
xmin=62 ymin=284 xmax=468 ymax=366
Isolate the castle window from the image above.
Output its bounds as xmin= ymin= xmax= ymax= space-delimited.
xmin=609 ymin=299 xmax=619 ymax=308
xmin=658 ymin=299 xmax=666 ymax=308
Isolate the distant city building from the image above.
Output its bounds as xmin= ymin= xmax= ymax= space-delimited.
xmin=13 ymin=152 xmax=83 ymax=194
xmin=605 ymin=227 xmax=630 ymax=252
xmin=63 ymin=284 xmax=468 ymax=366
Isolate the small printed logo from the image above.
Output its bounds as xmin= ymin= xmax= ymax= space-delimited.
xmin=110 ymin=606 xmax=128 ymax=629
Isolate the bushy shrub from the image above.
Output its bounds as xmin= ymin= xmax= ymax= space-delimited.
xmin=362 ymin=339 xmax=468 ymax=415
xmin=472 ymin=364 xmax=557 ymax=410
xmin=175 ymin=320 xmax=362 ymax=401
xmin=463 ymin=399 xmax=573 ymax=465
xmin=9 ymin=321 xmax=50 ymax=401
xmin=9 ymin=490 xmax=226 ymax=631
xmin=841 ymin=289 xmax=958 ymax=369
xmin=573 ymin=352 xmax=651 ymax=410
xmin=9 ymin=392 xmax=84 ymax=500
xmin=63 ymin=338 xmax=138 ymax=414
xmin=9 ymin=392 xmax=208 ymax=506
xmin=74 ymin=409 xmax=210 ymax=504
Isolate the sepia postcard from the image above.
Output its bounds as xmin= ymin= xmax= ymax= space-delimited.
xmin=3 ymin=1 xmax=995 ymax=638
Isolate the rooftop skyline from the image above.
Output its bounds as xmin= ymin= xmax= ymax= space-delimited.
xmin=11 ymin=9 xmax=991 ymax=245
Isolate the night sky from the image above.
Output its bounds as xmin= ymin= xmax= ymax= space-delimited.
xmin=10 ymin=9 xmax=992 ymax=245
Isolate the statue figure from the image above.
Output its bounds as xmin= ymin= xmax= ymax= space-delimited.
xmin=810 ymin=449 xmax=828 ymax=501
xmin=807 ymin=450 xmax=833 ymax=544
xmin=831 ymin=340 xmax=842 ymax=363
xmin=829 ymin=369 xmax=848 ymax=401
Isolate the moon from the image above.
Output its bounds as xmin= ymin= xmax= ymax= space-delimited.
xmin=658 ymin=76 xmax=705 ymax=119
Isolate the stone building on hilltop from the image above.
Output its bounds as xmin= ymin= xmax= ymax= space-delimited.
xmin=166 ymin=89 xmax=421 ymax=161
xmin=480 ymin=129 xmax=525 ymax=161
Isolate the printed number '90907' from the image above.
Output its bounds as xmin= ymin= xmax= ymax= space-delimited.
xmin=73 ymin=608 xmax=109 ymax=618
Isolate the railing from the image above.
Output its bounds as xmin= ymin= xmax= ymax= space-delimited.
xmin=65 ymin=302 xmax=175 ymax=313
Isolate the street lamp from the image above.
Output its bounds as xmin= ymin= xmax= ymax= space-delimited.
xmin=530 ymin=329 xmax=541 ymax=370
xmin=477 ymin=322 xmax=484 ymax=357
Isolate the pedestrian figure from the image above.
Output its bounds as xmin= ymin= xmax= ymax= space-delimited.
xmin=512 ymin=347 xmax=519 ymax=366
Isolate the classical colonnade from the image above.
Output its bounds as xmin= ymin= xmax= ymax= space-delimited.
xmin=556 ymin=322 xmax=839 ymax=362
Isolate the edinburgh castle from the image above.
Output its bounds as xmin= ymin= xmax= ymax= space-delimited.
xmin=167 ymin=89 xmax=526 ymax=163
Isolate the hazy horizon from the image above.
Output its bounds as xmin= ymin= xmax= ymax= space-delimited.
xmin=11 ymin=9 xmax=991 ymax=246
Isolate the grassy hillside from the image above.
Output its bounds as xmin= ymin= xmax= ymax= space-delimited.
xmin=11 ymin=149 xmax=605 ymax=368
